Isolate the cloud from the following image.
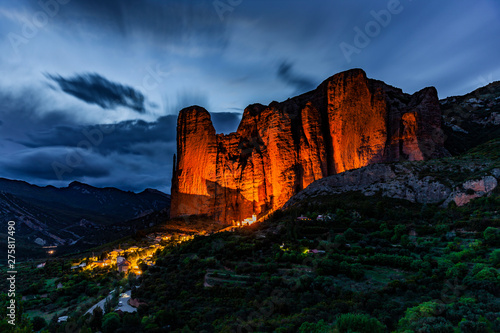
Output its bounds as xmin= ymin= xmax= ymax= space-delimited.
xmin=277 ymin=61 xmax=316 ymax=94
xmin=2 ymin=0 xmax=499 ymax=193
xmin=23 ymin=0 xmax=229 ymax=55
xmin=0 ymin=82 xmax=242 ymax=192
xmin=15 ymin=116 xmax=176 ymax=153
xmin=47 ymin=73 xmax=147 ymax=113
xmin=0 ymin=147 xmax=111 ymax=180
xmin=0 ymin=87 xmax=77 ymax=141
xmin=211 ymin=112 xmax=242 ymax=134
xmin=16 ymin=112 xmax=241 ymax=152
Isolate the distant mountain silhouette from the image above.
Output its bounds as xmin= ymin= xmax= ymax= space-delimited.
xmin=0 ymin=178 xmax=170 ymax=260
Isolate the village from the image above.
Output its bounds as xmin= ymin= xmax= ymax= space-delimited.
xmin=36 ymin=232 xmax=195 ymax=277
xmin=63 ymin=215 xmax=267 ymax=276
xmin=37 ymin=213 xmax=271 ymax=278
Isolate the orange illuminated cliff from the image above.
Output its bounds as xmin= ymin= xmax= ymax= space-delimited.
xmin=170 ymin=69 xmax=448 ymax=224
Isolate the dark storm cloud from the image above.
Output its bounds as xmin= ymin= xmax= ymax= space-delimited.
xmin=0 ymin=88 xmax=76 ymax=139
xmin=277 ymin=61 xmax=316 ymax=95
xmin=17 ymin=112 xmax=242 ymax=152
xmin=1 ymin=147 xmax=110 ymax=180
xmin=47 ymin=73 xmax=146 ymax=113
xmin=17 ymin=116 xmax=177 ymax=154
xmin=0 ymin=83 xmax=242 ymax=191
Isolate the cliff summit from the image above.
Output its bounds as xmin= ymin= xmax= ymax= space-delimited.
xmin=171 ymin=69 xmax=449 ymax=224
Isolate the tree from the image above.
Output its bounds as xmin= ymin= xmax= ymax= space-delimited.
xmin=141 ymin=315 xmax=159 ymax=331
xmin=79 ymin=326 xmax=92 ymax=333
xmin=334 ymin=234 xmax=347 ymax=246
xmin=90 ymin=307 xmax=103 ymax=331
xmin=491 ymin=249 xmax=500 ymax=266
xmin=484 ymin=227 xmax=499 ymax=244
xmin=336 ymin=313 xmax=384 ymax=333
xmin=298 ymin=320 xmax=333 ymax=333
xmin=344 ymin=228 xmax=361 ymax=242
xmin=123 ymin=313 xmax=142 ymax=330
xmin=392 ymin=225 xmax=407 ymax=243
xmin=397 ymin=301 xmax=445 ymax=332
xmin=100 ymin=251 xmax=108 ymax=261
xmin=474 ymin=267 xmax=498 ymax=282
xmin=446 ymin=262 xmax=468 ymax=279
xmin=31 ymin=316 xmax=47 ymax=331
xmin=102 ymin=313 xmax=121 ymax=333
xmin=104 ymin=296 xmax=113 ymax=314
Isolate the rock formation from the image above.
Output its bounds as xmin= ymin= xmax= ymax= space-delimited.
xmin=285 ymin=162 xmax=499 ymax=209
xmin=440 ymin=80 xmax=500 ymax=155
xmin=171 ymin=69 xmax=449 ymax=224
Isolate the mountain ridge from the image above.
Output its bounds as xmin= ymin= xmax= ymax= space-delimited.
xmin=171 ymin=68 xmax=449 ymax=224
xmin=0 ymin=178 xmax=171 ymax=260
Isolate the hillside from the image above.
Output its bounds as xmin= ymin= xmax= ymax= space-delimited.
xmin=1 ymin=141 xmax=499 ymax=332
xmin=441 ymin=81 xmax=500 ymax=155
xmin=0 ymin=179 xmax=170 ymax=261
xmin=128 ymin=140 xmax=500 ymax=332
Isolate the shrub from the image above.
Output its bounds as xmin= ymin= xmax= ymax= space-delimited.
xmin=344 ymin=228 xmax=361 ymax=242
xmin=474 ymin=267 xmax=498 ymax=282
xmin=31 ymin=316 xmax=47 ymax=331
xmin=102 ymin=312 xmax=120 ymax=333
xmin=483 ymin=227 xmax=499 ymax=244
xmin=490 ymin=249 xmax=500 ymax=266
xmin=397 ymin=301 xmax=445 ymax=332
xmin=336 ymin=313 xmax=384 ymax=333
xmin=298 ymin=319 xmax=333 ymax=333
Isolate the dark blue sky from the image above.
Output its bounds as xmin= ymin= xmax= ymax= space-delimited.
xmin=0 ymin=0 xmax=499 ymax=193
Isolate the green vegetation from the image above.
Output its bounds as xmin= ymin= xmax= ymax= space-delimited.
xmin=336 ymin=313 xmax=384 ymax=333
xmin=1 ymin=141 xmax=499 ymax=332
xmin=127 ymin=187 xmax=497 ymax=332
xmin=2 ymin=189 xmax=498 ymax=332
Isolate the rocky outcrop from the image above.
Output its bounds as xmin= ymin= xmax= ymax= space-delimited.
xmin=285 ymin=162 xmax=499 ymax=208
xmin=443 ymin=175 xmax=498 ymax=207
xmin=440 ymin=81 xmax=500 ymax=155
xmin=171 ymin=69 xmax=449 ymax=224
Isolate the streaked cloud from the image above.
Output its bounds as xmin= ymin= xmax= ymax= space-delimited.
xmin=277 ymin=61 xmax=316 ymax=95
xmin=47 ymin=73 xmax=147 ymax=113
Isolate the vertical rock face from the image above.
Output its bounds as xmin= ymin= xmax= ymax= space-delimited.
xmin=171 ymin=69 xmax=448 ymax=224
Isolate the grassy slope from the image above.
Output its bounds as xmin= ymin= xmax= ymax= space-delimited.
xmin=130 ymin=140 xmax=500 ymax=332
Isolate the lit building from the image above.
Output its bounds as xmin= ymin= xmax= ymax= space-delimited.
xmin=118 ymin=259 xmax=131 ymax=273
